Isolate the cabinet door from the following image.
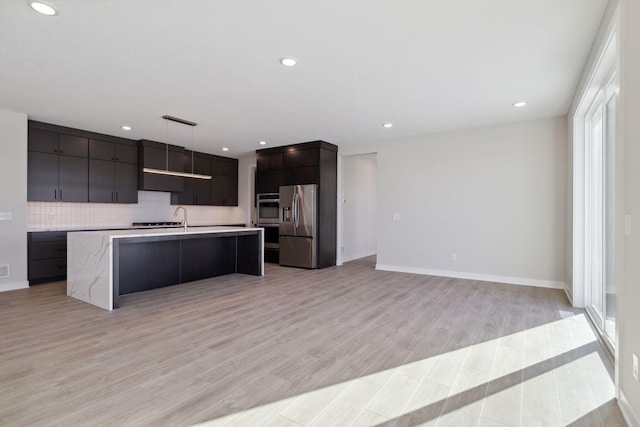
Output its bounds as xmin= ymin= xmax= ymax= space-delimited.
xmin=284 ymin=149 xmax=319 ymax=168
xmin=89 ymin=139 xmax=114 ymax=161
xmin=114 ymin=163 xmax=138 ymax=203
xmin=118 ymin=240 xmax=181 ymax=295
xmin=211 ymin=175 xmax=238 ymax=206
xmin=257 ymin=153 xmax=283 ymax=172
xmin=174 ymin=178 xmax=197 ymax=205
xmin=181 ymin=237 xmax=236 ymax=283
xmin=28 ymin=151 xmax=59 ymax=201
xmin=114 ymin=143 xmax=138 ymax=164
xmin=59 ymin=156 xmax=88 ymax=202
xmin=257 ymin=170 xmax=284 ymax=193
xmin=211 ymin=158 xmax=237 ymax=177
xmin=28 ymin=129 xmax=59 ymax=154
xmin=89 ymin=159 xmax=115 ymax=202
xmin=58 ymin=134 xmax=88 ymax=157
xmin=284 ymin=166 xmax=319 ymax=185
xmin=193 ymin=155 xmax=211 ymax=175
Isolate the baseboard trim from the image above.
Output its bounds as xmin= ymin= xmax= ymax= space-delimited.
xmin=619 ymin=390 xmax=640 ymax=427
xmin=374 ymin=264 xmax=566 ymax=289
xmin=342 ymin=251 xmax=376 ymax=263
xmin=563 ymin=284 xmax=574 ymax=305
xmin=0 ymin=280 xmax=29 ymax=292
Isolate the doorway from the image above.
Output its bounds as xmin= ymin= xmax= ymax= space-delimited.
xmin=340 ymin=153 xmax=377 ymax=263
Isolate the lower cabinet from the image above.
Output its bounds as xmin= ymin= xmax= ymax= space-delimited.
xmin=118 ymin=240 xmax=181 ymax=295
xmin=28 ymin=232 xmax=68 ymax=284
xmin=115 ymin=232 xmax=261 ymax=298
xmin=180 ymin=237 xmax=236 ymax=283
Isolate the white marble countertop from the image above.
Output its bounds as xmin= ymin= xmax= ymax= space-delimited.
xmin=67 ymin=225 xmax=264 ymax=311
xmin=27 ymin=223 xmax=248 ymax=232
xmin=69 ymin=226 xmax=262 ymax=239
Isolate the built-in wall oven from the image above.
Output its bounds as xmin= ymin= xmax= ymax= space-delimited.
xmin=257 ymin=193 xmax=280 ymax=263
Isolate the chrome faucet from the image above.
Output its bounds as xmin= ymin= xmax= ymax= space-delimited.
xmin=174 ymin=206 xmax=188 ymax=231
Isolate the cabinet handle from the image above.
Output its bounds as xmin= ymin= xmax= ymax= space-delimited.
xmin=115 ymin=192 xmax=119 ymax=202
xmin=60 ymin=189 xmax=63 ymax=200
xmin=54 ymin=189 xmax=57 ymax=200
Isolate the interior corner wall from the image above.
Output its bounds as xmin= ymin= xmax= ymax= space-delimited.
xmin=0 ymin=109 xmax=28 ymax=291
xmin=342 ymin=116 xmax=567 ymax=287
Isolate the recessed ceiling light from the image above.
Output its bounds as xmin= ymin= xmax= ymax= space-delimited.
xmin=29 ymin=1 xmax=57 ymax=16
xmin=280 ymin=58 xmax=297 ymax=67
xmin=121 ymin=125 xmax=132 ymax=131
xmin=382 ymin=123 xmax=393 ymax=128
xmin=513 ymin=101 xmax=527 ymax=108
xmin=259 ymin=141 xmax=267 ymax=145
xmin=222 ymin=147 xmax=229 ymax=152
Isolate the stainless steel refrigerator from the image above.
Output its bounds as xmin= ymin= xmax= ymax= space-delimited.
xmin=279 ymin=184 xmax=318 ymax=268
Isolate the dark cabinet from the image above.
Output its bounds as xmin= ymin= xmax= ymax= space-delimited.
xmin=256 ymin=141 xmax=338 ymax=268
xmin=89 ymin=160 xmax=138 ymax=203
xmin=28 ymin=122 xmax=140 ymax=203
xmin=180 ymin=237 xmax=236 ymax=283
xmin=283 ymin=148 xmax=319 ymax=185
xmin=256 ymin=153 xmax=284 ymax=193
xmin=118 ymin=240 xmax=181 ymax=295
xmin=28 ymin=127 xmax=89 ymax=202
xmin=211 ymin=175 xmax=238 ymax=206
xmin=89 ymin=139 xmax=137 ymax=164
xmin=28 ymin=232 xmax=68 ymax=284
xmin=89 ymin=139 xmax=138 ymax=203
xmin=211 ymin=157 xmax=238 ymax=206
xmin=171 ymin=151 xmax=212 ymax=205
xmin=138 ymin=140 xmax=185 ymax=192
xmin=28 ymin=129 xmax=88 ymax=158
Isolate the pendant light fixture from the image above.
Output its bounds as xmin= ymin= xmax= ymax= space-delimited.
xmin=142 ymin=115 xmax=212 ymax=180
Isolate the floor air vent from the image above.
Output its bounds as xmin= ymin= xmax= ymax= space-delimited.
xmin=0 ymin=264 xmax=9 ymax=279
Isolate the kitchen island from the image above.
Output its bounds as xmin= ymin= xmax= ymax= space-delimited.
xmin=67 ymin=226 xmax=263 ymax=310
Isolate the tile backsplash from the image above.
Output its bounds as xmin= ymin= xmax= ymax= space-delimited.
xmin=27 ymin=191 xmax=245 ymax=230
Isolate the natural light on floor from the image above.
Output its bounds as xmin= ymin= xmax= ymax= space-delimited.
xmin=190 ymin=313 xmax=615 ymax=427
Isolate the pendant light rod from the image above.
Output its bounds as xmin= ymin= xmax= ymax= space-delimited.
xmin=162 ymin=115 xmax=198 ymax=127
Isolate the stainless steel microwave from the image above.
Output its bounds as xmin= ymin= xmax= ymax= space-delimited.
xmin=256 ymin=193 xmax=280 ymax=225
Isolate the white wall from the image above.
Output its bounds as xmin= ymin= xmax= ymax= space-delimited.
xmin=341 ymin=116 xmax=567 ymax=287
xmin=619 ymin=0 xmax=640 ymax=421
xmin=0 ymin=109 xmax=28 ymax=291
xmin=341 ymin=154 xmax=377 ymax=262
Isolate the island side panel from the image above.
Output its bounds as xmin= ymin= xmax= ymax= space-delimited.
xmin=237 ymin=231 xmax=262 ymax=275
xmin=67 ymin=233 xmax=113 ymax=311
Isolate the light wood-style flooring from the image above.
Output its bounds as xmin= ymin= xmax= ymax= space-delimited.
xmin=0 ymin=256 xmax=625 ymax=426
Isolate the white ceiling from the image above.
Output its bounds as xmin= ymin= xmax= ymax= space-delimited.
xmin=0 ymin=0 xmax=608 ymax=157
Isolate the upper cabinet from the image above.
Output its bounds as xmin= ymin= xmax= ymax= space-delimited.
xmin=27 ymin=127 xmax=89 ymax=202
xmin=89 ymin=139 xmax=139 ymax=203
xmin=138 ymin=140 xmax=185 ymax=192
xmin=256 ymin=152 xmax=284 ymax=194
xmin=170 ymin=152 xmax=238 ymax=207
xmin=27 ymin=121 xmax=140 ymax=203
xmin=27 ymin=120 xmax=237 ymax=207
xmin=171 ymin=151 xmax=211 ymax=206
xmin=256 ymin=141 xmax=337 ymax=190
xmin=210 ymin=157 xmax=238 ymax=206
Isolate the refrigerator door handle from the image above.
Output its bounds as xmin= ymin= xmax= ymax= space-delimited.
xmin=293 ymin=192 xmax=299 ymax=229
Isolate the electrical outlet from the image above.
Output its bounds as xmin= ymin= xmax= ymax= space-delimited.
xmin=392 ymin=213 xmax=400 ymax=221
xmin=633 ymin=353 xmax=638 ymax=381
xmin=0 ymin=212 xmax=11 ymax=221
xmin=450 ymin=252 xmax=457 ymax=261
